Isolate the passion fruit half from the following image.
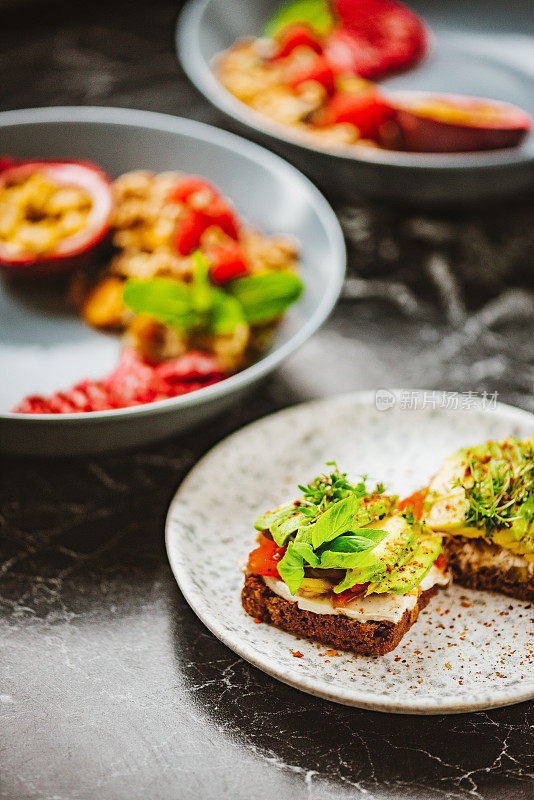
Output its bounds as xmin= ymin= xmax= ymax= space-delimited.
xmin=0 ymin=159 xmax=114 ymax=278
xmin=390 ymin=91 xmax=532 ymax=153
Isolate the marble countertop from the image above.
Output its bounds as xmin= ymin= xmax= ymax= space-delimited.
xmin=1 ymin=2 xmax=533 ymax=798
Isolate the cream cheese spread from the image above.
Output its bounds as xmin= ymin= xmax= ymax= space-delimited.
xmin=263 ymin=566 xmax=449 ymax=624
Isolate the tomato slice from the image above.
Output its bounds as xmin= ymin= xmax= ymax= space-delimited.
xmin=332 ymin=582 xmax=370 ymax=608
xmin=247 ymin=535 xmax=287 ymax=578
xmin=434 ymin=552 xmax=447 ymax=572
xmin=397 ymin=488 xmax=427 ymax=521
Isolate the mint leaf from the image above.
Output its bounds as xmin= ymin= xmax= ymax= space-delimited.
xmin=226 ymin=271 xmax=303 ymax=325
xmin=209 ymin=290 xmax=246 ymax=335
xmin=263 ymin=0 xmax=334 ymax=37
xmin=122 ymin=275 xmax=245 ymax=337
xmin=191 ymin=250 xmax=211 ymax=313
xmin=309 ymin=494 xmax=359 ymax=549
xmin=123 ymin=278 xmax=200 ymax=332
xmin=277 ymin=542 xmax=306 ymax=595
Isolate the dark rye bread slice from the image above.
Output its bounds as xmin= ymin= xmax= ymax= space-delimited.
xmin=242 ymin=574 xmax=438 ymax=656
xmin=445 ymin=537 xmax=534 ymax=602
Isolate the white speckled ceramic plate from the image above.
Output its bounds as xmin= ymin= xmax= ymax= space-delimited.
xmin=166 ymin=391 xmax=534 ymax=714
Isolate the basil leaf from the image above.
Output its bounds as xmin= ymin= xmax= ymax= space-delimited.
xmin=226 ymin=271 xmax=303 ymax=325
xmin=292 ymin=540 xmax=320 ymax=567
xmin=317 ymin=530 xmax=386 ymax=570
xmin=309 ymin=494 xmax=359 ymax=549
xmin=320 ymin=529 xmax=387 ymax=553
xmin=263 ymin=0 xmax=334 ymax=38
xmin=277 ymin=542 xmax=305 ymax=595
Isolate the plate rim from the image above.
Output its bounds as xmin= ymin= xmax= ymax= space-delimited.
xmin=0 ymin=105 xmax=345 ymax=422
xmin=177 ymin=0 xmax=534 ymax=172
xmin=165 ymin=389 xmax=534 ymax=714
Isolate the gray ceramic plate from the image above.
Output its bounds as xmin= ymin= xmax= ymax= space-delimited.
xmin=0 ymin=107 xmax=345 ymax=456
xmin=166 ymin=390 xmax=534 ymax=714
xmin=177 ymin=0 xmax=534 ymax=204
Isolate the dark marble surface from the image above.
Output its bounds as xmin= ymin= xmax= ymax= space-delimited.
xmin=1 ymin=2 xmax=534 ymax=798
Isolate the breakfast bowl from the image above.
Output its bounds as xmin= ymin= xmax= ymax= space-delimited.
xmin=177 ymin=0 xmax=534 ymax=204
xmin=0 ymin=106 xmax=345 ymax=456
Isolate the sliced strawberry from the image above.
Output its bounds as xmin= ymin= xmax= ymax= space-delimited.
xmin=174 ymin=200 xmax=240 ymax=256
xmin=319 ymin=91 xmax=395 ymax=138
xmin=208 ymin=242 xmax=249 ymax=283
xmin=272 ymin=23 xmax=324 ymax=59
xmin=174 ymin=208 xmax=207 ymax=255
xmin=169 ymin=176 xmax=217 ymax=204
xmin=207 ymin=199 xmax=240 ymax=239
xmin=289 ymin=54 xmax=336 ymax=94
xmin=326 ymin=0 xmax=428 ymax=80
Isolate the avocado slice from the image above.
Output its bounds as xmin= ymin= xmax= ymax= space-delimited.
xmin=373 ymin=534 xmax=442 ymax=595
xmin=333 ymin=514 xmax=418 ymax=593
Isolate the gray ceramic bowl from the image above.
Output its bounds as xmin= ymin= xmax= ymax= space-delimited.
xmin=177 ymin=0 xmax=534 ymax=204
xmin=0 ymin=107 xmax=345 ymax=456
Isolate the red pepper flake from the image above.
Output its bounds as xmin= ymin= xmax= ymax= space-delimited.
xmin=291 ymin=650 xmax=304 ymax=658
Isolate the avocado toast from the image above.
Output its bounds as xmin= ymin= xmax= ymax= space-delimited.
xmin=242 ymin=463 xmax=449 ymax=655
xmin=426 ymin=437 xmax=534 ymax=601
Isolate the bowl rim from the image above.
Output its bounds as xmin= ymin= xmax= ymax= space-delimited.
xmin=0 ymin=105 xmax=346 ymax=422
xmin=177 ymin=0 xmax=534 ymax=171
